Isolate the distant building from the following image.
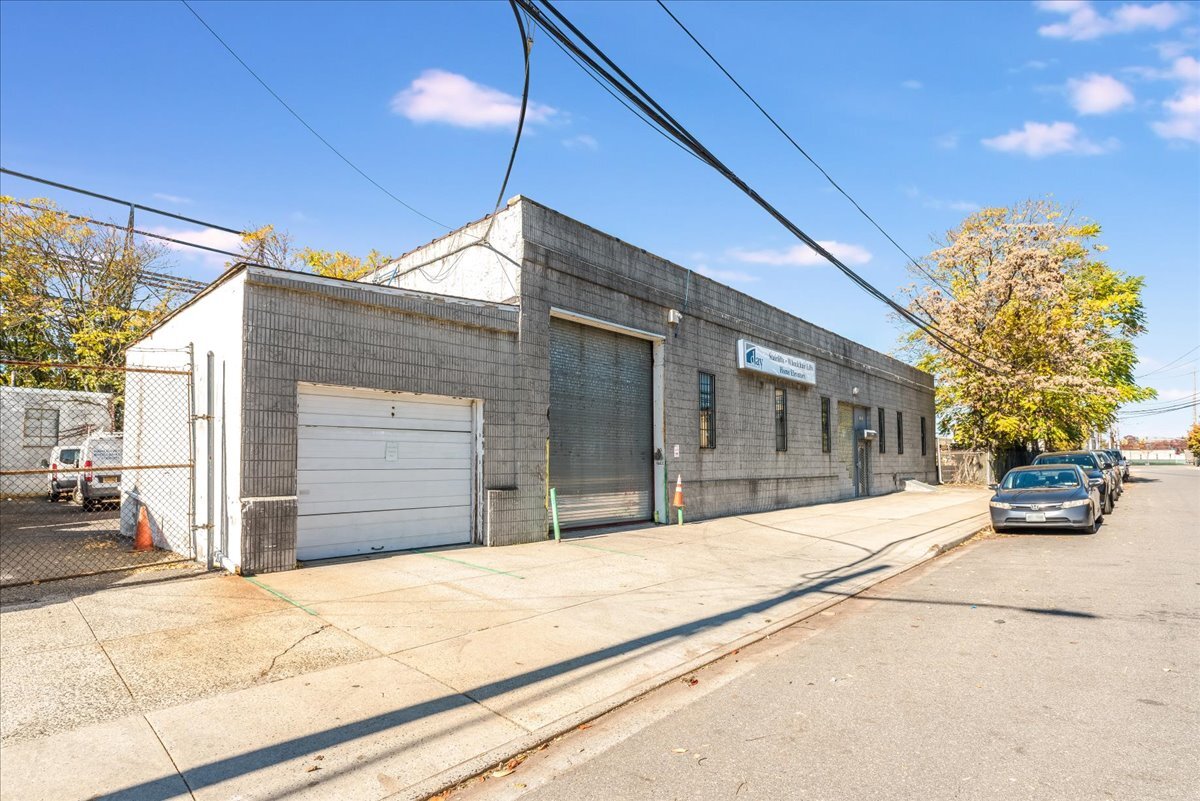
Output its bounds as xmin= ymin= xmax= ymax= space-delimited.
xmin=0 ymin=386 xmax=113 ymax=495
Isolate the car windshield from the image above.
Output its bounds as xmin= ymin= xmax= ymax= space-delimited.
xmin=1002 ymin=469 xmax=1081 ymax=490
xmin=58 ymin=449 xmax=80 ymax=462
xmin=1034 ymin=453 xmax=1096 ymax=468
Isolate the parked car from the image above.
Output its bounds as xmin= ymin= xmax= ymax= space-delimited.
xmin=74 ymin=432 xmax=123 ymax=511
xmin=41 ymin=444 xmax=83 ymax=502
xmin=989 ymin=464 xmax=1102 ymax=533
xmin=1030 ymin=451 xmax=1115 ymax=515
xmin=1103 ymin=449 xmax=1130 ymax=480
xmin=1092 ymin=450 xmax=1123 ymax=499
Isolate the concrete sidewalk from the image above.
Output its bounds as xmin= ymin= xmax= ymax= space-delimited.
xmin=0 ymin=486 xmax=988 ymax=801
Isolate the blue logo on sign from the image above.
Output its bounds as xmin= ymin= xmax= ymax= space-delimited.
xmin=745 ymin=346 xmax=763 ymax=367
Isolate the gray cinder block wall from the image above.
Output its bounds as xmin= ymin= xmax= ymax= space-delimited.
xmin=387 ymin=197 xmax=937 ymax=533
xmin=238 ymin=270 xmax=525 ymax=571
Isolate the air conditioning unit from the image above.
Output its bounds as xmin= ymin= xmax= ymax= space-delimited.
xmin=860 ymin=429 xmax=878 ymax=441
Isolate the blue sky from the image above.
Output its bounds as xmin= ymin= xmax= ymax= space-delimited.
xmin=2 ymin=0 xmax=1198 ymax=437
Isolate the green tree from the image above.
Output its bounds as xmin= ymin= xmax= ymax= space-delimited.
xmin=901 ymin=200 xmax=1155 ymax=452
xmin=0 ymin=196 xmax=175 ymax=392
xmin=237 ymin=225 xmax=393 ymax=281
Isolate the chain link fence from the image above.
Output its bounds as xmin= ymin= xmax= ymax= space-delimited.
xmin=0 ymin=359 xmax=196 ymax=586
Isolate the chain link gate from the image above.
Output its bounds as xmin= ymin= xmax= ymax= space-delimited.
xmin=0 ymin=359 xmax=197 ymax=587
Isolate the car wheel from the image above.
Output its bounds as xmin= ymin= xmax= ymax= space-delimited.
xmin=48 ymin=489 xmax=61 ymax=502
xmin=1089 ymin=512 xmax=1100 ymax=534
xmin=1102 ymin=492 xmax=1114 ymax=515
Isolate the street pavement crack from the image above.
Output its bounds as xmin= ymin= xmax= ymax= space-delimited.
xmin=260 ymin=624 xmax=329 ymax=679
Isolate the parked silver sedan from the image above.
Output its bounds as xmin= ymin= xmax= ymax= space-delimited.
xmin=989 ymin=464 xmax=1102 ymax=534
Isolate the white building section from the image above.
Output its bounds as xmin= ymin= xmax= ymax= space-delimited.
xmin=295 ymin=384 xmax=477 ymax=560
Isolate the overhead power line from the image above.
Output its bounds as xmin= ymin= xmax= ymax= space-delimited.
xmin=513 ymin=0 xmax=997 ymax=373
xmin=1 ymin=167 xmax=246 ymax=235
xmin=654 ymin=1 xmax=952 ymax=297
xmin=1135 ymin=345 xmax=1200 ymax=379
xmin=9 ymin=200 xmax=263 ymax=264
xmin=178 ymin=0 xmax=448 ymax=230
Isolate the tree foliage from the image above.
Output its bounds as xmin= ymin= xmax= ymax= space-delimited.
xmin=237 ymin=225 xmax=393 ymax=281
xmin=0 ymin=196 xmax=176 ymax=392
xmin=902 ymin=200 xmax=1155 ymax=452
xmin=1187 ymin=423 xmax=1200 ymax=460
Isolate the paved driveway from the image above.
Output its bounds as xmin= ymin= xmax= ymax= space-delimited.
xmin=0 ymin=485 xmax=988 ymax=801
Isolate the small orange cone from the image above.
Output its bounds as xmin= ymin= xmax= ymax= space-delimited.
xmin=672 ymin=474 xmax=685 ymax=508
xmin=134 ymin=505 xmax=154 ymax=552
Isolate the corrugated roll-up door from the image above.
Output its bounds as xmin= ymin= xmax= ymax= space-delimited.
xmin=295 ymin=384 xmax=473 ymax=561
xmin=549 ymin=317 xmax=653 ymax=528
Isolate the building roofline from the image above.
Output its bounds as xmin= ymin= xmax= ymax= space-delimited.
xmin=131 ymin=262 xmax=520 ymax=345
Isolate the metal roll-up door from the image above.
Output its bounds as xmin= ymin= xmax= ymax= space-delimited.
xmin=295 ymin=384 xmax=474 ymax=560
xmin=549 ymin=317 xmax=653 ymax=528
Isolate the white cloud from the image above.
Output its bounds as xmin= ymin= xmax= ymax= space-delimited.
xmin=147 ymin=226 xmax=243 ymax=268
xmin=1067 ymin=73 xmax=1135 ymax=113
xmin=1154 ymin=38 xmax=1195 ymax=60
xmin=152 ymin=192 xmax=191 ymax=205
xmin=562 ymin=133 xmax=598 ymax=151
xmin=694 ymin=265 xmax=759 ymax=284
xmin=729 ymin=241 xmax=872 ymax=268
xmin=934 ymin=131 xmax=960 ymax=149
xmin=392 ymin=69 xmax=556 ymax=129
xmin=901 ymin=79 xmax=923 ymax=90
xmin=981 ymin=121 xmax=1116 ymax=157
xmin=1036 ymin=1 xmax=1188 ymax=41
xmin=904 ymin=185 xmax=980 ymax=213
xmin=1017 ymin=58 xmax=1055 ymax=72
xmin=1152 ymin=88 xmax=1200 ymax=141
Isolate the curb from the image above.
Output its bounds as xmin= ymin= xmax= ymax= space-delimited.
xmin=398 ymin=512 xmax=992 ymax=801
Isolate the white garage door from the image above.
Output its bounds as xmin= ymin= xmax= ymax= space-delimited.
xmin=296 ymin=384 xmax=475 ymax=561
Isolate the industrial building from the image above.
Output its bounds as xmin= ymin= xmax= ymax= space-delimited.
xmin=126 ymin=197 xmax=936 ymax=574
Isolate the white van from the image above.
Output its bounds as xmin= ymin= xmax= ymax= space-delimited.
xmin=76 ymin=432 xmax=123 ymax=510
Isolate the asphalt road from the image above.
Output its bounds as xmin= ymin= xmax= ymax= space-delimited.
xmin=462 ymin=466 xmax=1199 ymax=801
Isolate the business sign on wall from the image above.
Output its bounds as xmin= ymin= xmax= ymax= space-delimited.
xmin=736 ymin=339 xmax=816 ymax=385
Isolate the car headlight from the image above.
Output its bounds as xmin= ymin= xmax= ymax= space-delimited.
xmin=1061 ymin=498 xmax=1091 ymax=508
xmin=989 ymin=500 xmax=1013 ymax=509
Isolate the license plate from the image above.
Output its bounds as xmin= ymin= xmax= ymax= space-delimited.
xmin=1026 ymin=512 xmax=1046 ymax=523
xmin=97 ymin=476 xmax=112 ymax=484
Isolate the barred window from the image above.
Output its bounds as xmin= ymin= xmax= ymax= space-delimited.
xmin=878 ymin=407 xmax=886 ymax=454
xmin=775 ymin=388 xmax=787 ymax=452
xmin=23 ymin=408 xmax=59 ymax=447
xmin=897 ymin=411 xmax=905 ymax=455
xmin=699 ymin=372 xmax=716 ymax=449
xmin=921 ymin=416 xmax=928 ymax=456
xmin=820 ymin=396 xmax=831 ymax=453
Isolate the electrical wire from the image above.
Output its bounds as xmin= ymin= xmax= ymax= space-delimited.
xmin=1135 ymin=345 xmax=1200 ymax=378
xmin=1 ymin=167 xmax=247 ymax=235
xmin=7 ymin=200 xmax=265 ymax=264
xmin=178 ymin=0 xmax=449 ymax=230
xmin=514 ymin=0 xmax=997 ymax=374
xmin=490 ymin=1 xmax=532 ymax=220
xmin=654 ymin=1 xmax=954 ymax=297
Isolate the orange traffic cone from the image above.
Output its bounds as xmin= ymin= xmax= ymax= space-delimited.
xmin=672 ymin=474 xmax=684 ymax=508
xmin=133 ymin=505 xmax=154 ymax=552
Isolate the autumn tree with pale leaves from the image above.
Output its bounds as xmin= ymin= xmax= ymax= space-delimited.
xmin=237 ymin=225 xmax=393 ymax=281
xmin=0 ymin=197 xmax=177 ymax=392
xmin=902 ymin=200 xmax=1154 ymax=452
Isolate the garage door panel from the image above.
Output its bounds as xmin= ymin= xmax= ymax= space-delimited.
xmin=298 ymin=428 xmax=473 ymax=449
xmin=549 ymin=318 xmax=653 ymax=528
xmin=298 ymin=413 xmax=471 ymax=433
xmin=299 ymin=473 xmax=470 ymax=500
xmin=296 ymin=385 xmax=474 ymax=558
xmin=298 ymin=510 xmax=469 ymax=559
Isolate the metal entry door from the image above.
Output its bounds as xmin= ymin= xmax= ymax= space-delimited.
xmin=549 ymin=317 xmax=653 ymax=528
xmin=853 ymin=405 xmax=870 ymax=497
